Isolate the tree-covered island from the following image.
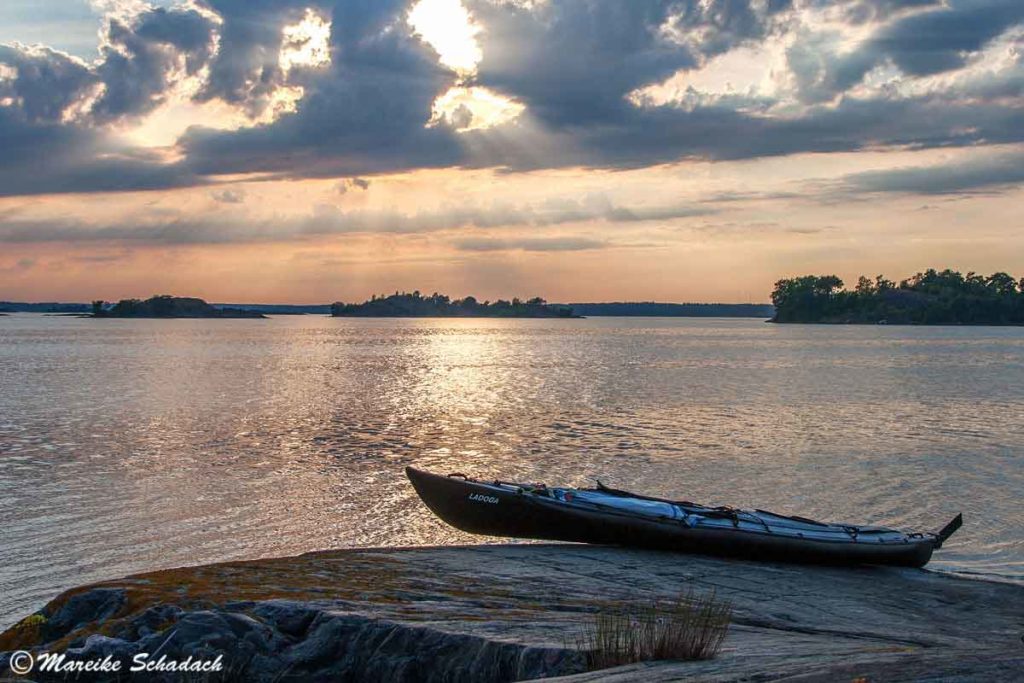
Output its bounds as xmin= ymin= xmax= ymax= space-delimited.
xmin=771 ymin=269 xmax=1024 ymax=324
xmin=92 ymin=295 xmax=266 ymax=318
xmin=330 ymin=291 xmax=578 ymax=318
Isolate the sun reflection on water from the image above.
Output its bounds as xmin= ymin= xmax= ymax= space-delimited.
xmin=1 ymin=315 xmax=1023 ymax=628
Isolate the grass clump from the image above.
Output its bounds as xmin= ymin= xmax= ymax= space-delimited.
xmin=575 ymin=589 xmax=731 ymax=670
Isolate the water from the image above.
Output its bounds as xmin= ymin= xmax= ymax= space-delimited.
xmin=1 ymin=314 xmax=1022 ymax=628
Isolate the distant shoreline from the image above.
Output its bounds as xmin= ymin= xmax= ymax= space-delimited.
xmin=2 ymin=300 xmax=774 ymax=318
xmin=568 ymin=302 xmax=773 ymax=318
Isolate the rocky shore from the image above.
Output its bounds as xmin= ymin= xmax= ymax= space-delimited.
xmin=2 ymin=544 xmax=1022 ymax=681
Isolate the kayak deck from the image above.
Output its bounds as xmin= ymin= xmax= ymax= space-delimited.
xmin=548 ymin=486 xmax=912 ymax=544
xmin=407 ymin=467 xmax=962 ymax=568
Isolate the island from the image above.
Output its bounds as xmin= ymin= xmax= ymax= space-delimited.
xmin=330 ymin=291 xmax=579 ymax=318
xmin=2 ymin=544 xmax=1022 ymax=681
xmin=92 ymin=296 xmax=266 ymax=319
xmin=771 ymin=269 xmax=1024 ymax=324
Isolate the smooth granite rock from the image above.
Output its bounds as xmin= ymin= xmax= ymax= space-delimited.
xmin=2 ymin=544 xmax=1022 ymax=681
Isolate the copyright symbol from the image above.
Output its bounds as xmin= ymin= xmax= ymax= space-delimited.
xmin=8 ymin=650 xmax=33 ymax=675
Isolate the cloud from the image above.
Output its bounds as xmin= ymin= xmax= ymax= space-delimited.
xmin=0 ymin=5 xmax=219 ymax=125
xmin=0 ymin=107 xmax=204 ymax=197
xmin=868 ymin=0 xmax=1024 ymax=77
xmin=453 ymin=236 xmax=607 ymax=252
xmin=179 ymin=0 xmax=1023 ymax=182
xmin=0 ymin=195 xmax=716 ymax=245
xmin=91 ymin=6 xmax=219 ymax=122
xmin=836 ymin=0 xmax=942 ymax=25
xmin=465 ymin=1 xmax=693 ymax=126
xmin=839 ymin=148 xmax=1024 ymax=195
xmin=789 ymin=0 xmax=1024 ymax=104
xmin=0 ymin=45 xmax=95 ymax=123
xmin=604 ymin=203 xmax=716 ymax=222
xmin=0 ymin=256 xmax=38 ymax=275
xmin=0 ymin=110 xmax=203 ymax=197
xmin=190 ymin=0 xmax=305 ymax=115
xmin=336 ymin=177 xmax=371 ymax=194
xmin=70 ymin=252 xmax=132 ymax=263
xmin=176 ymin=0 xmax=461 ymax=179
xmin=210 ymin=187 xmax=245 ymax=203
xmin=1 ymin=0 xmax=1024 ymax=198
xmin=0 ymin=4 xmax=217 ymax=195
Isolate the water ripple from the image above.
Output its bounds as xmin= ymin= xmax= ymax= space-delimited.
xmin=1 ymin=314 xmax=1022 ymax=628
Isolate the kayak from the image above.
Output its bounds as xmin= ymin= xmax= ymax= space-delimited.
xmin=406 ymin=467 xmax=962 ymax=568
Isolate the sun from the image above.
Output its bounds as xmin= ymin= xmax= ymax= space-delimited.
xmin=408 ymin=0 xmax=482 ymax=76
xmin=408 ymin=0 xmax=524 ymax=132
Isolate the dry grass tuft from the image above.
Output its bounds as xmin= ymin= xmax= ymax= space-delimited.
xmin=575 ymin=589 xmax=731 ymax=670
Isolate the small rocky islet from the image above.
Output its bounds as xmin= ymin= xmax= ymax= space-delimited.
xmin=2 ymin=544 xmax=1022 ymax=682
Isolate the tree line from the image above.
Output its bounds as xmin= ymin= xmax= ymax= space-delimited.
xmin=771 ymin=269 xmax=1024 ymax=324
xmin=330 ymin=291 xmax=577 ymax=318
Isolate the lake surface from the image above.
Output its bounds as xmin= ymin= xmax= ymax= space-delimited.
xmin=2 ymin=314 xmax=1023 ymax=628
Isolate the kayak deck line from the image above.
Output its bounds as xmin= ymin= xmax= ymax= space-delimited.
xmin=407 ymin=466 xmax=962 ymax=568
xmin=485 ymin=480 xmax=915 ymax=544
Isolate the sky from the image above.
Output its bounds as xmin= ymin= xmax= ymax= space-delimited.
xmin=0 ymin=0 xmax=1022 ymax=304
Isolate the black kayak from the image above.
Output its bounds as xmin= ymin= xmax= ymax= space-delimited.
xmin=407 ymin=467 xmax=962 ymax=568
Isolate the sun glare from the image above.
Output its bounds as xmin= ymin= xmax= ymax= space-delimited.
xmin=408 ymin=0 xmax=524 ymax=132
xmin=280 ymin=8 xmax=332 ymax=74
xmin=430 ymin=86 xmax=524 ymax=131
xmin=408 ymin=0 xmax=482 ymax=75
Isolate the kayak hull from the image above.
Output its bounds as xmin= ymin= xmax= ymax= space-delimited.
xmin=406 ymin=467 xmax=938 ymax=568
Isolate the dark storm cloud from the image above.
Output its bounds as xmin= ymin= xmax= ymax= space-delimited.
xmin=0 ymin=4 xmax=216 ymax=195
xmin=192 ymin=0 xmax=309 ymax=115
xmin=840 ymin=150 xmax=1024 ymax=195
xmin=0 ymin=44 xmax=95 ymax=123
xmin=0 ymin=155 xmax=203 ymax=197
xmin=464 ymin=1 xmax=698 ymax=126
xmin=183 ymin=0 xmax=1024 ymax=180
xmin=0 ymin=5 xmax=218 ymax=124
xmin=0 ymin=0 xmax=1023 ymax=198
xmin=870 ymin=0 xmax=1024 ymax=77
xmin=473 ymin=94 xmax=1024 ymax=171
xmin=91 ymin=6 xmax=219 ymax=121
xmin=177 ymin=0 xmax=461 ymax=178
xmin=0 ymin=108 xmax=202 ymax=197
xmin=464 ymin=0 xmax=783 ymax=127
xmin=792 ymin=0 xmax=1024 ymax=103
